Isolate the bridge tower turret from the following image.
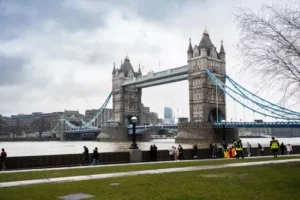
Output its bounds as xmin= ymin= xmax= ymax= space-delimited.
xmin=219 ymin=40 xmax=226 ymax=75
xmin=112 ymin=56 xmax=142 ymax=126
xmin=187 ymin=38 xmax=193 ymax=61
xmin=188 ymin=28 xmax=226 ymax=123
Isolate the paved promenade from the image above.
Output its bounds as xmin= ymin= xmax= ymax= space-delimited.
xmin=0 ymin=156 xmax=299 ymax=188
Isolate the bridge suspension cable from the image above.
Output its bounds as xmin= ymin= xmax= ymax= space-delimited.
xmin=226 ymin=75 xmax=300 ymax=116
xmin=226 ymin=76 xmax=300 ymax=118
xmin=206 ymin=70 xmax=300 ymax=121
xmin=62 ymin=92 xmax=112 ymax=130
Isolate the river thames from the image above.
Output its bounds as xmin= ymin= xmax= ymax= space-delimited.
xmin=1 ymin=137 xmax=300 ymax=157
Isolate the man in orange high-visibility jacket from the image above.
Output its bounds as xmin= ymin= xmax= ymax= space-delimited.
xmin=230 ymin=147 xmax=236 ymax=158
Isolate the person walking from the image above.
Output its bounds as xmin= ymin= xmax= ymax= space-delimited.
xmin=287 ymin=144 xmax=293 ymax=155
xmin=193 ymin=144 xmax=198 ymax=159
xmin=92 ymin=147 xmax=99 ymax=165
xmin=174 ymin=147 xmax=179 ymax=161
xmin=212 ymin=143 xmax=218 ymax=159
xmin=209 ymin=143 xmax=214 ymax=157
xmin=236 ymin=140 xmax=244 ymax=159
xmin=222 ymin=141 xmax=228 ymax=151
xmin=258 ymin=143 xmax=264 ymax=156
xmin=169 ymin=146 xmax=174 ymax=160
xmin=83 ymin=146 xmax=89 ymax=165
xmin=178 ymin=145 xmax=185 ymax=160
xmin=149 ymin=145 xmax=154 ymax=161
xmin=270 ymin=136 xmax=280 ymax=158
xmin=280 ymin=143 xmax=286 ymax=155
xmin=1 ymin=148 xmax=7 ymax=170
xmin=246 ymin=142 xmax=251 ymax=157
xmin=153 ymin=144 xmax=158 ymax=161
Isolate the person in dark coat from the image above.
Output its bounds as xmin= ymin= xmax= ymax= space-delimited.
xmin=212 ymin=143 xmax=218 ymax=158
xmin=280 ymin=143 xmax=286 ymax=155
xmin=209 ymin=143 xmax=213 ymax=157
xmin=178 ymin=145 xmax=185 ymax=160
xmin=193 ymin=144 xmax=198 ymax=158
xmin=83 ymin=146 xmax=89 ymax=165
xmin=1 ymin=148 xmax=7 ymax=170
xmin=258 ymin=143 xmax=264 ymax=156
xmin=150 ymin=145 xmax=154 ymax=161
xmin=153 ymin=144 xmax=158 ymax=161
xmin=92 ymin=147 xmax=99 ymax=165
xmin=222 ymin=141 xmax=228 ymax=151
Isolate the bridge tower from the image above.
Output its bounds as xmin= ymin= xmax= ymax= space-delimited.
xmin=112 ymin=56 xmax=142 ymax=126
xmin=187 ymin=28 xmax=226 ymax=123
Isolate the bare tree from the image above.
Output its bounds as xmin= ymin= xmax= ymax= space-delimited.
xmin=31 ymin=118 xmax=51 ymax=139
xmin=233 ymin=3 xmax=300 ymax=102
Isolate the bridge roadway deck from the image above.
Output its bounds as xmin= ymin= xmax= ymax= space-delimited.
xmin=0 ymin=154 xmax=299 ymax=188
xmin=121 ymin=65 xmax=188 ymax=88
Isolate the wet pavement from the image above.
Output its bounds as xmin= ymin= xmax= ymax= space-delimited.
xmin=0 ymin=157 xmax=299 ymax=188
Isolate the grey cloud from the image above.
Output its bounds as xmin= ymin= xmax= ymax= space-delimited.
xmin=0 ymin=54 xmax=26 ymax=86
xmin=0 ymin=0 xmax=292 ymax=121
xmin=0 ymin=0 xmax=106 ymax=39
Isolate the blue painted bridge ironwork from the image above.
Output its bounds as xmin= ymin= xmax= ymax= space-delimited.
xmin=128 ymin=124 xmax=178 ymax=134
xmin=62 ymin=121 xmax=300 ymax=135
xmin=213 ymin=121 xmax=300 ymax=128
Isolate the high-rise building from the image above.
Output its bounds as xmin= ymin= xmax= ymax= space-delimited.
xmin=164 ymin=107 xmax=174 ymax=124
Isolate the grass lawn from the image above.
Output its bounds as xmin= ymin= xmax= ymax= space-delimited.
xmin=0 ymin=156 xmax=299 ymax=183
xmin=0 ymin=162 xmax=299 ymax=200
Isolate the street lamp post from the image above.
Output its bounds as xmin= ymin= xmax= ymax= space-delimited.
xmin=129 ymin=116 xmax=138 ymax=149
xmin=221 ymin=119 xmax=226 ymax=142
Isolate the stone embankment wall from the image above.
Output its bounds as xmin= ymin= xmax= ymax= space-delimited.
xmin=97 ymin=126 xmax=128 ymax=141
xmin=4 ymin=145 xmax=300 ymax=170
xmin=176 ymin=122 xmax=238 ymax=143
xmin=97 ymin=126 xmax=152 ymax=142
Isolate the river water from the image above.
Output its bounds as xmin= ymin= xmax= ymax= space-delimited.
xmin=1 ymin=137 xmax=300 ymax=157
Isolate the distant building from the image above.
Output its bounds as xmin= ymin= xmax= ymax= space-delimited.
xmin=157 ymin=118 xmax=163 ymax=124
xmin=164 ymin=107 xmax=174 ymax=124
xmin=3 ymin=112 xmax=64 ymax=133
xmin=178 ymin=117 xmax=188 ymax=124
xmin=84 ymin=108 xmax=113 ymax=127
xmin=63 ymin=110 xmax=84 ymax=123
xmin=140 ymin=104 xmax=159 ymax=125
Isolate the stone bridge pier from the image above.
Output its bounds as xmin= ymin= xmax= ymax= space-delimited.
xmin=175 ymin=122 xmax=238 ymax=144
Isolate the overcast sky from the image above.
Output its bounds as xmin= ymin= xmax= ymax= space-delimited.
xmin=0 ymin=0 xmax=298 ymax=122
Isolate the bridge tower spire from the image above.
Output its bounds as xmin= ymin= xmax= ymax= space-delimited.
xmin=187 ymin=37 xmax=193 ymax=61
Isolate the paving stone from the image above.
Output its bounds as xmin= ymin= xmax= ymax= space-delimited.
xmin=58 ymin=193 xmax=94 ymax=200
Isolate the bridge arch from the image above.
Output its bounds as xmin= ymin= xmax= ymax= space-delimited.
xmin=208 ymin=107 xmax=225 ymax=123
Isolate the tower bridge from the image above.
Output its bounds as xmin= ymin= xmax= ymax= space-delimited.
xmin=100 ymin=28 xmax=228 ymax=142
xmin=55 ymin=28 xmax=300 ymax=142
xmin=112 ymin=28 xmax=226 ymax=128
